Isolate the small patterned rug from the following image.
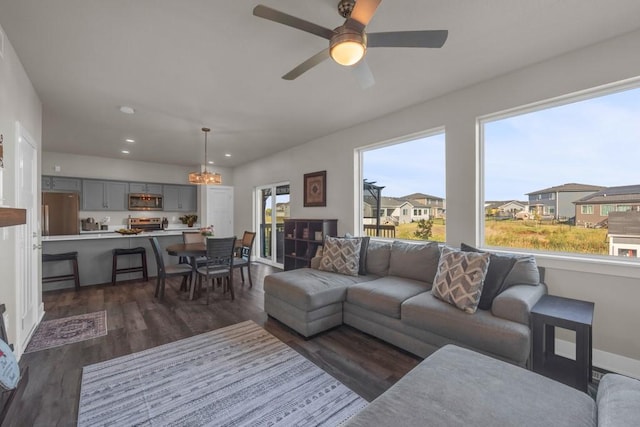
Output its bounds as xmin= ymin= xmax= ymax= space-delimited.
xmin=25 ymin=311 xmax=107 ymax=353
xmin=77 ymin=320 xmax=367 ymax=426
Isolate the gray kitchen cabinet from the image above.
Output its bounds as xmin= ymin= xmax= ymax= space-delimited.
xmin=42 ymin=176 xmax=52 ymax=190
xmin=42 ymin=176 xmax=81 ymax=192
xmin=129 ymin=182 xmax=163 ymax=194
xmin=82 ymin=180 xmax=127 ymax=211
xmin=163 ymin=185 xmax=197 ymax=212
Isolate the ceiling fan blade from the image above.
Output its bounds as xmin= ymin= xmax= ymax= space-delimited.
xmin=253 ymin=5 xmax=335 ymax=40
xmin=282 ymin=49 xmax=331 ymax=80
xmin=351 ymin=59 xmax=375 ymax=89
xmin=368 ymin=30 xmax=448 ymax=48
xmin=350 ymin=0 xmax=382 ymax=28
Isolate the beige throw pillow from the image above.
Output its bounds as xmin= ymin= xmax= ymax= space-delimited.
xmin=432 ymin=247 xmax=491 ymax=314
xmin=318 ymin=236 xmax=361 ymax=276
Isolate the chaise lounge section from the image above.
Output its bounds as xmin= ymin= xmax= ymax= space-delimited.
xmin=345 ymin=344 xmax=640 ymax=426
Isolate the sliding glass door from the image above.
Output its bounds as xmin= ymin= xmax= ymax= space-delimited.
xmin=256 ymin=182 xmax=290 ymax=267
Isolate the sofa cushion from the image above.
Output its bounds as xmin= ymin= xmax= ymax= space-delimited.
xmin=402 ymin=291 xmax=531 ymax=363
xmin=597 ymin=374 xmax=640 ymax=427
xmin=366 ymin=240 xmax=392 ymax=277
xmin=345 ymin=234 xmax=370 ymax=275
xmin=345 ymin=345 xmax=596 ymax=427
xmin=264 ymin=268 xmax=374 ymax=311
xmin=318 ymin=236 xmax=361 ymax=276
xmin=388 ymin=241 xmax=440 ymax=283
xmin=431 ymin=247 xmax=491 ymax=314
xmin=504 ymin=254 xmax=540 ymax=288
xmin=460 ymin=243 xmax=517 ymax=310
xmin=347 ymin=276 xmax=431 ymax=319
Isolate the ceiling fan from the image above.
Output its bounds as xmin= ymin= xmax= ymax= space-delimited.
xmin=253 ymin=0 xmax=448 ymax=88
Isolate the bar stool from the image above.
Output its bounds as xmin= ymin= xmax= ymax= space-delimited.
xmin=42 ymin=252 xmax=80 ymax=291
xmin=111 ymin=247 xmax=148 ymax=285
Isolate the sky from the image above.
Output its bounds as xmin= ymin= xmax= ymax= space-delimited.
xmin=363 ymin=86 xmax=640 ymax=201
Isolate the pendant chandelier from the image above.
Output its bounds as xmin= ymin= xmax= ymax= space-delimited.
xmin=188 ymin=127 xmax=222 ymax=185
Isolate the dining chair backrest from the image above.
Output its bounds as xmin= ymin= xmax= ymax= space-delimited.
xmin=205 ymin=237 xmax=237 ymax=268
xmin=149 ymin=237 xmax=165 ymax=273
xmin=183 ymin=231 xmax=201 ymax=244
xmin=238 ymin=231 xmax=256 ymax=260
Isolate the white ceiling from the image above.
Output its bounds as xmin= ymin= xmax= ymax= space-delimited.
xmin=1 ymin=0 xmax=640 ymax=168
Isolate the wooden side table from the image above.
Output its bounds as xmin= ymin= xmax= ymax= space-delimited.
xmin=531 ymin=294 xmax=594 ymax=392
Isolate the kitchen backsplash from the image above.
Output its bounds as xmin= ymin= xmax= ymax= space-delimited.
xmin=80 ymin=211 xmax=199 ymax=228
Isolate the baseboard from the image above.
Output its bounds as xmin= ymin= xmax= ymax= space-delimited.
xmin=16 ymin=304 xmax=45 ymax=361
xmin=556 ymin=338 xmax=640 ymax=380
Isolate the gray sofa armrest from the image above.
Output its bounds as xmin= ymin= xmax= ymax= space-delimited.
xmin=597 ymin=374 xmax=640 ymax=427
xmin=310 ymin=256 xmax=321 ymax=270
xmin=491 ymin=283 xmax=548 ymax=325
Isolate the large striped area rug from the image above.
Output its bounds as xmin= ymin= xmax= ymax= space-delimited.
xmin=77 ymin=320 xmax=367 ymax=426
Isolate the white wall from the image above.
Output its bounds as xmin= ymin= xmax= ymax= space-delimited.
xmin=0 ymin=24 xmax=43 ymax=345
xmin=233 ymin=29 xmax=640 ymax=376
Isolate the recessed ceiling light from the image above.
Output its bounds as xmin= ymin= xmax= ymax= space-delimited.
xmin=224 ymin=153 xmax=231 ymax=157
xmin=121 ymin=150 xmax=130 ymax=154
xmin=125 ymin=138 xmax=135 ymax=143
xmin=119 ymin=106 xmax=135 ymax=114
xmin=208 ymin=161 xmax=214 ymax=164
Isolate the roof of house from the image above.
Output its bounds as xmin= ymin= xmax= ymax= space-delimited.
xmin=527 ymin=183 xmax=605 ymax=195
xmin=400 ymin=193 xmax=445 ymax=201
xmin=574 ymin=184 xmax=640 ymax=204
xmin=485 ymin=200 xmax=528 ymax=210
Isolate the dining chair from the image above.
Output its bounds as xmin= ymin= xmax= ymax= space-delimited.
xmin=149 ymin=237 xmax=193 ymax=300
xmin=181 ymin=231 xmax=208 ymax=267
xmin=233 ymin=231 xmax=256 ymax=288
xmin=196 ymin=237 xmax=237 ymax=304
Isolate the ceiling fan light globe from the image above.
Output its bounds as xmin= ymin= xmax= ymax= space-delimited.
xmin=330 ymin=40 xmax=366 ymax=66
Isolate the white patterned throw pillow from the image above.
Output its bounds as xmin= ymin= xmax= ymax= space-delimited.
xmin=318 ymin=236 xmax=361 ymax=276
xmin=432 ymin=247 xmax=491 ymax=314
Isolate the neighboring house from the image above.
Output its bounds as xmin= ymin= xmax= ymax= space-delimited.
xmin=275 ymin=202 xmax=290 ymax=219
xmin=607 ymin=211 xmax=640 ymax=258
xmin=526 ymin=183 xmax=604 ymax=220
xmin=363 ymin=196 xmax=431 ymax=225
xmin=485 ymin=200 xmax=528 ymax=217
xmin=574 ymin=185 xmax=640 ymax=227
xmin=401 ymin=193 xmax=446 ymax=218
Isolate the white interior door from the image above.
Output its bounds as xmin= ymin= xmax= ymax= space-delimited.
xmin=206 ymin=186 xmax=234 ymax=238
xmin=15 ymin=122 xmax=40 ymax=353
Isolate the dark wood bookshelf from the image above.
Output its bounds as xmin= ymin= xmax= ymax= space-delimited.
xmin=283 ymin=219 xmax=337 ymax=271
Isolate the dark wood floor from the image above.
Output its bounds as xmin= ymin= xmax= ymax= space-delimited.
xmin=9 ymin=263 xmax=421 ymax=427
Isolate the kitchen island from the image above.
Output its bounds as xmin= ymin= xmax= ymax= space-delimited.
xmin=42 ymin=230 xmax=195 ymax=290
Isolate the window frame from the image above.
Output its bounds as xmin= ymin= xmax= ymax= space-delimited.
xmin=355 ymin=126 xmax=446 ymax=239
xmin=478 ymin=78 xmax=640 ymax=265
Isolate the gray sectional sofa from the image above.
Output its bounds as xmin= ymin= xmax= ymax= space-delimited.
xmin=264 ymin=239 xmax=547 ymax=366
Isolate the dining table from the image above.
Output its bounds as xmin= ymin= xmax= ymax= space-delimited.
xmin=165 ymin=239 xmax=242 ymax=300
xmin=165 ymin=242 xmax=206 ymax=300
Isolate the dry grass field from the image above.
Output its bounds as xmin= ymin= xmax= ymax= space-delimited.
xmin=395 ymin=218 xmax=609 ymax=255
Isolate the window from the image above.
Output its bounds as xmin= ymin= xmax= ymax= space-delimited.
xmin=483 ymin=84 xmax=640 ymax=258
xmin=601 ymin=205 xmax=615 ymax=216
xmin=361 ymin=131 xmax=445 ymax=242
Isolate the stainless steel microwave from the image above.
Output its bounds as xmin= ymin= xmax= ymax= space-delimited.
xmin=128 ymin=193 xmax=163 ymax=211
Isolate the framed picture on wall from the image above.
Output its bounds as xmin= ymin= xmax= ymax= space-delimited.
xmin=304 ymin=170 xmax=326 ymax=207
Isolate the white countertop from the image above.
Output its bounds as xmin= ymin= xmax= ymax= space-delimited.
xmin=43 ymin=230 xmax=188 ymax=242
